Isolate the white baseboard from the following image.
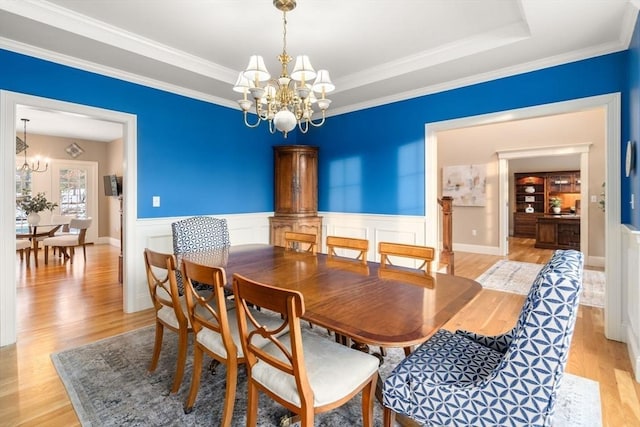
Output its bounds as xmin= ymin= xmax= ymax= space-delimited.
xmin=453 ymin=243 xmax=502 ymax=256
xmin=586 ymin=256 xmax=605 ymax=268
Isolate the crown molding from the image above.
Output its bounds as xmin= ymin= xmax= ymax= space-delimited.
xmin=0 ymin=37 xmax=238 ymax=110
xmin=0 ymin=0 xmax=237 ymax=83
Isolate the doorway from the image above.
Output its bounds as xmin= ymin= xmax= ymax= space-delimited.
xmin=425 ymin=93 xmax=622 ymax=341
xmin=1 ymin=90 xmax=137 ymax=346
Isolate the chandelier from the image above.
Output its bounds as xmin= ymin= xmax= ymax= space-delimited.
xmin=17 ymin=118 xmax=48 ymax=173
xmin=233 ymin=0 xmax=334 ymax=138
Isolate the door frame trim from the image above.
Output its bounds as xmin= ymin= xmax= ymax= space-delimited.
xmin=425 ymin=93 xmax=622 ymax=341
xmin=1 ymin=90 xmax=137 ymax=346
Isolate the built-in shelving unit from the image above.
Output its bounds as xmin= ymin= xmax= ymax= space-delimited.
xmin=513 ymin=170 xmax=580 ymax=238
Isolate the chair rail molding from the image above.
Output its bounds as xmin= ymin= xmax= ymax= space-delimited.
xmin=622 ymin=224 xmax=640 ymax=381
xmin=130 ymin=212 xmax=429 ymax=312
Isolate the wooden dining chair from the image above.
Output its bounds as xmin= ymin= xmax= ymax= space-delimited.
xmin=143 ymin=248 xmax=191 ymax=394
xmin=379 ymin=242 xmax=435 ymax=273
xmin=326 ymin=236 xmax=368 ymax=264
xmin=232 ymin=273 xmax=379 ymax=427
xmin=284 ymin=231 xmax=317 ymax=254
xmin=181 ymin=259 xmax=287 ymax=424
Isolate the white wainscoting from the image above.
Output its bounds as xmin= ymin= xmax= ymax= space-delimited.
xmin=127 ymin=212 xmax=430 ymax=313
xmin=623 ymin=224 xmax=640 ymax=381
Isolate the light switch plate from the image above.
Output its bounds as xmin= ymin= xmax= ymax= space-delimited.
xmin=152 ymin=196 xmax=160 ymax=207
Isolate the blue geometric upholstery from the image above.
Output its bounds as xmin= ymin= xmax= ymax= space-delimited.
xmin=171 ymin=216 xmax=230 ymax=294
xmin=382 ymin=249 xmax=584 ymax=427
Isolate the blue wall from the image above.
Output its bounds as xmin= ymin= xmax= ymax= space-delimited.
xmin=1 ymin=47 xmax=633 ymax=223
xmin=628 ymin=18 xmax=640 ymax=227
xmin=0 ymin=49 xmax=291 ymax=218
xmin=301 ymin=52 xmax=630 ymax=220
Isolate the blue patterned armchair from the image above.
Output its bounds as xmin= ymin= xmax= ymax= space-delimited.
xmin=382 ymin=249 xmax=584 ymax=427
xmin=171 ymin=216 xmax=230 ymax=294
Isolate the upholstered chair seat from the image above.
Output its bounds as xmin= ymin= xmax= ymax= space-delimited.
xmin=16 ymin=239 xmax=31 ymax=264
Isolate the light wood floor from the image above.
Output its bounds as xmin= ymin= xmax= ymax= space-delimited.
xmin=1 ymin=240 xmax=638 ymax=426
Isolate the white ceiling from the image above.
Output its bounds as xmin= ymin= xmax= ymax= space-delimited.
xmin=0 ymin=0 xmax=637 ymax=142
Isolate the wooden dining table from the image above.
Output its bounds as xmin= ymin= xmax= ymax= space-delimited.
xmin=181 ymin=244 xmax=482 ymax=350
xmin=16 ymin=224 xmax=62 ymax=267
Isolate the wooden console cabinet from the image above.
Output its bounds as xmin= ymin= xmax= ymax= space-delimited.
xmin=269 ymin=145 xmax=322 ymax=248
xmin=535 ymin=216 xmax=580 ymax=250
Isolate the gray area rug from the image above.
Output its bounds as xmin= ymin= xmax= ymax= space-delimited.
xmin=52 ymin=325 xmax=602 ymax=426
xmin=476 ymin=260 xmax=605 ymax=308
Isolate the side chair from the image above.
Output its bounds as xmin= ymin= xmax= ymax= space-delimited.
xmin=143 ymin=248 xmax=191 ymax=394
xmin=326 ymin=235 xmax=368 ymax=264
xmin=171 ymin=216 xmax=230 ymax=294
xmin=181 ymin=259 xmax=287 ymax=425
xmin=382 ymin=249 xmax=584 ymax=427
xmin=284 ymin=231 xmax=317 ymax=254
xmin=379 ymin=241 xmax=435 ymax=273
xmin=326 ymin=235 xmax=369 ymax=345
xmin=232 ymin=273 xmax=379 ymax=427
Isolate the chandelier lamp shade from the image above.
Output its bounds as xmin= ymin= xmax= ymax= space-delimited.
xmin=17 ymin=118 xmax=48 ymax=173
xmin=234 ymin=0 xmax=334 ymax=138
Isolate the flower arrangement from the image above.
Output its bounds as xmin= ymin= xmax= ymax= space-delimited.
xmin=18 ymin=192 xmax=58 ymax=214
xmin=549 ymin=197 xmax=562 ymax=208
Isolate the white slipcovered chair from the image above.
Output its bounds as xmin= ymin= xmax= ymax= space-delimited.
xmin=42 ymin=218 xmax=92 ymax=264
xmin=16 ymin=239 xmax=32 ymax=265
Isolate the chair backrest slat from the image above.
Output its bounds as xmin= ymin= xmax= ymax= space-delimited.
xmin=326 ymin=236 xmax=368 ymax=264
xmin=379 ymin=242 xmax=435 ymax=273
xmin=284 ymin=231 xmax=317 ymax=254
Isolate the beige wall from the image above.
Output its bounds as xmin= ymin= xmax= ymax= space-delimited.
xmin=438 ymin=107 xmax=606 ymax=258
xmin=16 ymin=133 xmax=123 ymax=240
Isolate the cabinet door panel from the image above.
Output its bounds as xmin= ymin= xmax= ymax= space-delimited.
xmin=296 ymin=151 xmax=318 ymax=215
xmin=274 ymin=150 xmax=296 ymax=214
xmin=537 ymin=222 xmax=556 ymax=245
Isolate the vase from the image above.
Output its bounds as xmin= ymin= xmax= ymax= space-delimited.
xmin=27 ymin=212 xmax=41 ymax=226
xmin=552 ymin=207 xmax=561 ymax=214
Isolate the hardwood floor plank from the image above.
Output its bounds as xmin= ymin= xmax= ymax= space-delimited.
xmin=0 ymin=239 xmax=635 ymax=426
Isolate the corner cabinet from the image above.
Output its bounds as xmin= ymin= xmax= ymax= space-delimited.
xmin=269 ymin=145 xmax=322 ymax=248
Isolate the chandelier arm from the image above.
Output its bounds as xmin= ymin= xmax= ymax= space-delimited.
xmin=242 ymin=111 xmax=263 ymax=128
xmin=298 ymin=119 xmax=309 ymax=134
xmin=307 ymin=111 xmax=327 ymax=128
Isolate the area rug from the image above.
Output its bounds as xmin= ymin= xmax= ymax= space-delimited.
xmin=476 ymin=260 xmax=605 ymax=308
xmin=52 ymin=325 xmax=602 ymax=426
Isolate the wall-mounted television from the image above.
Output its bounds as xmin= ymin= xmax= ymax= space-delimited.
xmin=103 ymin=175 xmax=122 ymax=197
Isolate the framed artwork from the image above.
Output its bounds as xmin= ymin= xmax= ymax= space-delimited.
xmin=442 ymin=164 xmax=487 ymax=207
xmin=65 ymin=142 xmax=84 ymax=158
